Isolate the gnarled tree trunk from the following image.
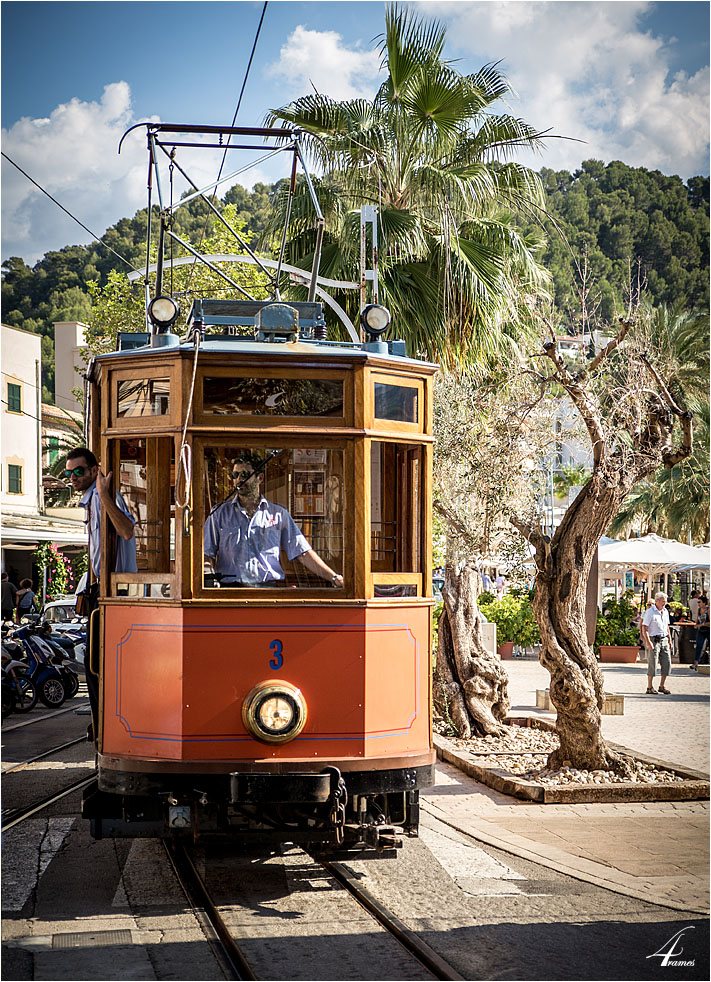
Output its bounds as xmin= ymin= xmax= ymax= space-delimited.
xmin=515 ymin=327 xmax=693 ymax=773
xmin=434 ymin=560 xmax=510 ymax=738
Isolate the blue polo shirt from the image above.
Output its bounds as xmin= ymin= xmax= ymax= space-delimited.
xmin=204 ymin=496 xmax=310 ymax=584
xmin=80 ymin=482 xmax=137 ymax=576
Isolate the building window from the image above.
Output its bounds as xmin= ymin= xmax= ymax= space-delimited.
xmin=8 ymin=464 xmax=22 ymax=494
xmin=7 ymin=382 xmax=22 ymax=414
xmin=48 ymin=437 xmax=60 ymax=464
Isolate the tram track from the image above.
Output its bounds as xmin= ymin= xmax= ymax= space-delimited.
xmin=1 ymin=774 xmax=95 ymax=832
xmin=2 ymin=735 xmax=87 ymax=774
xmin=319 ymin=858 xmax=463 ymax=981
xmin=164 ymin=841 xmax=257 ymax=981
xmin=165 ymin=840 xmax=461 ymax=982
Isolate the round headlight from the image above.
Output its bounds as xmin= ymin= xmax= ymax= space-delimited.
xmin=148 ymin=295 xmax=180 ymax=329
xmin=360 ymin=303 xmax=391 ymax=336
xmin=242 ymin=680 xmax=307 ymax=744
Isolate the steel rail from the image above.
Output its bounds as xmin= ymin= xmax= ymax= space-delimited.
xmin=320 ymin=859 xmax=465 ymax=982
xmin=3 ymin=736 xmax=87 ymax=774
xmin=1 ymin=701 xmax=87 ymax=733
xmin=1 ymin=775 xmax=95 ymax=832
xmin=164 ymin=842 xmax=255 ymax=981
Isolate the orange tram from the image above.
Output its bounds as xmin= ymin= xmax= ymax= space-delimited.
xmin=82 ymin=296 xmax=437 ymax=856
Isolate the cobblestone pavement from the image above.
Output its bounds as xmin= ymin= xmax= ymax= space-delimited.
xmin=422 ymin=658 xmax=710 ymax=915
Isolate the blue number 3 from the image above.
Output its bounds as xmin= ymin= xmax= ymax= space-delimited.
xmin=269 ymin=639 xmax=283 ymax=670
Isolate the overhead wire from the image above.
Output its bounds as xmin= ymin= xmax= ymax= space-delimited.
xmin=1 ymin=151 xmax=141 ymax=273
xmin=185 ymin=0 xmax=269 ymax=290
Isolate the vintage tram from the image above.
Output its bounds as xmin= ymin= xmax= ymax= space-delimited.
xmin=81 ymin=296 xmax=437 ymax=854
xmin=81 ymin=122 xmax=437 ymax=855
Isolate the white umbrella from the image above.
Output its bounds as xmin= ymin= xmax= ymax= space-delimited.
xmin=598 ymin=534 xmax=707 ymax=575
xmin=671 ymin=543 xmax=711 ymax=572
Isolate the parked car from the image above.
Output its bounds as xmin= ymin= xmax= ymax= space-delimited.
xmin=42 ymin=596 xmax=82 ymax=630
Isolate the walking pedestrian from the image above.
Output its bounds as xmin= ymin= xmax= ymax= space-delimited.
xmin=691 ymin=596 xmax=709 ymax=670
xmin=15 ymin=579 xmax=38 ymax=618
xmin=641 ymin=591 xmax=672 ymax=694
xmin=1 ymin=572 xmax=17 ymax=622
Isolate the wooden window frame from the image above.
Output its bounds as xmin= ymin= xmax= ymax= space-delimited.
xmin=101 ymin=435 xmax=179 ymax=602
xmin=7 ymin=463 xmax=23 ymax=494
xmin=370 ymin=371 xmax=424 ymax=433
xmin=7 ymin=381 xmax=22 ymax=415
xmin=109 ymin=364 xmax=180 ymax=432
xmin=192 ymin=435 xmax=354 ymax=600
xmin=193 ymin=365 xmax=353 ymax=429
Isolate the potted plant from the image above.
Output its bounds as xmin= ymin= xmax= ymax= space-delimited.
xmin=595 ymin=591 xmax=640 ymax=663
xmin=479 ymin=593 xmax=540 ymax=659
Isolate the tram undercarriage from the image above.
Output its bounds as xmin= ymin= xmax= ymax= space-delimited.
xmin=83 ymin=762 xmax=431 ymax=855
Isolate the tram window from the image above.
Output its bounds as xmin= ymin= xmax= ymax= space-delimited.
xmin=117 ymin=378 xmax=170 ymax=417
xmin=374 ymin=382 xmax=418 ymax=423
xmin=373 ymin=583 xmax=418 ymax=598
xmin=115 ymin=437 xmax=175 ymax=579
xmin=371 ymin=442 xmax=422 ymax=577
xmin=202 ymin=377 xmax=343 ymax=417
xmin=202 ymin=446 xmax=344 ymax=590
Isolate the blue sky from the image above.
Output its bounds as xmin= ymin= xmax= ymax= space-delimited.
xmin=2 ymin=1 xmax=709 ymax=264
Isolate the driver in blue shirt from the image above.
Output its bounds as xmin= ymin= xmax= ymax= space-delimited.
xmin=204 ymin=453 xmax=343 ymax=588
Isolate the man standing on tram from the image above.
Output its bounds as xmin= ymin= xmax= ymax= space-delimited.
xmin=66 ymin=447 xmax=137 ymax=742
xmin=203 ymin=452 xmax=343 ymax=588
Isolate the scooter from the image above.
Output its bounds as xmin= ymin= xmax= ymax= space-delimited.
xmin=36 ymin=623 xmax=82 ymax=698
xmin=5 ymin=626 xmax=66 ymax=708
xmin=1 ymin=647 xmax=39 ymax=716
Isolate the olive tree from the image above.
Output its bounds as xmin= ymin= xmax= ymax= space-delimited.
xmin=511 ymin=313 xmax=693 ymax=772
xmin=433 ymin=370 xmax=554 ymax=736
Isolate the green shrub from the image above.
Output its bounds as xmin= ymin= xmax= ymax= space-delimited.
xmin=594 ymin=590 xmax=640 ymax=653
xmin=478 ymin=593 xmax=540 ymax=646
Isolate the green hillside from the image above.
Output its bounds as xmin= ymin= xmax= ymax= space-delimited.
xmin=1 ymin=160 xmax=708 ymax=402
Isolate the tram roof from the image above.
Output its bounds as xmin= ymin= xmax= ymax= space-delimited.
xmin=96 ymin=334 xmax=438 ymax=371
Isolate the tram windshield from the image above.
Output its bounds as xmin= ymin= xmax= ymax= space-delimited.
xmin=202 ymin=446 xmax=344 ymax=590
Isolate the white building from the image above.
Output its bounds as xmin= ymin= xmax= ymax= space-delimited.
xmin=1 ymin=323 xmax=87 ymax=587
xmin=54 ymin=320 xmax=89 ymax=415
xmin=1 ymin=324 xmax=43 ymax=516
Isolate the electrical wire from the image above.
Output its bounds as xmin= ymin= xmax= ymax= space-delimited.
xmin=1 ymin=152 xmax=141 ymax=273
xmin=185 ymin=1 xmax=269 ymax=290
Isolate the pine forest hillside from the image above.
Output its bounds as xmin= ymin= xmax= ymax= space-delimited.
xmin=1 ymin=160 xmax=708 ymax=403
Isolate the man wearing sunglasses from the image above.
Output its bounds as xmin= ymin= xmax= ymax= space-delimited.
xmin=66 ymin=447 xmax=137 ymax=741
xmin=204 ymin=452 xmax=343 ymax=589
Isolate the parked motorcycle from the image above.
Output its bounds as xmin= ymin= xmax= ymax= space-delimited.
xmin=1 ymin=648 xmax=39 ymax=717
xmin=6 ymin=626 xmax=67 ymax=708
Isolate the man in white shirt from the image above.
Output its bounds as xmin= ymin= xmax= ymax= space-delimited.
xmin=641 ymin=591 xmax=671 ymax=694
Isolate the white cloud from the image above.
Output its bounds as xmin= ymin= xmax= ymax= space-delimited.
xmin=0 ymin=83 xmax=278 ymax=265
xmin=422 ymin=1 xmax=709 ymax=178
xmin=268 ymin=25 xmax=384 ymax=101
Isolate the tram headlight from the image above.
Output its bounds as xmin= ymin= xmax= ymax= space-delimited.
xmin=148 ymin=295 xmax=180 ymax=331
xmin=360 ymin=303 xmax=391 ymax=340
xmin=242 ymin=680 xmax=307 ymax=744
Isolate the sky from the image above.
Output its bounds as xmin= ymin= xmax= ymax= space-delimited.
xmin=1 ymin=0 xmax=709 ymax=265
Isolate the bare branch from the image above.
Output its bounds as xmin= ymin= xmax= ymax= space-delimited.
xmin=543 ymin=340 xmax=606 ymax=467
xmin=663 ymin=413 xmax=694 ymax=468
xmin=579 ymin=317 xmax=634 ymax=380
xmin=638 ymin=354 xmax=685 ymax=415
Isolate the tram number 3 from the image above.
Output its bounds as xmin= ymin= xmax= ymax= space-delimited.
xmin=269 ymin=639 xmax=284 ymax=670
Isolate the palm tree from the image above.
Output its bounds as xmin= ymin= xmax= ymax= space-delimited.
xmin=607 ymin=302 xmax=709 ymax=543
xmin=265 ymin=3 xmax=550 ymax=369
xmin=608 ymin=400 xmax=710 ymax=543
xmin=553 ymin=462 xmax=591 ymax=500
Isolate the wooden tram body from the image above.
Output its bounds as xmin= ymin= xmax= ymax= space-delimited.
xmin=83 ymin=299 xmax=437 ymax=855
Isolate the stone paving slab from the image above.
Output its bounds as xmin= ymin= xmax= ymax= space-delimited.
xmin=422 ymin=758 xmax=710 ymax=915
